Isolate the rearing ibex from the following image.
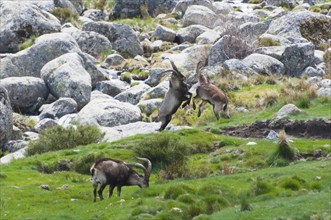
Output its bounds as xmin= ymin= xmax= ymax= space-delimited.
xmin=158 ymin=59 xmax=192 ymax=131
xmin=193 ymin=62 xmax=230 ymax=120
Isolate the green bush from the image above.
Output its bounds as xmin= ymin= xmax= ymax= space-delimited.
xmin=253 ymin=181 xmax=274 ymax=195
xmin=71 ymin=152 xmax=107 ymax=174
xmin=164 ymin=184 xmax=194 ymax=200
xmin=269 ymin=130 xmax=296 ymax=165
xmin=27 ymin=125 xmax=103 ymax=155
xmin=279 ymin=177 xmax=301 ymax=191
xmin=295 ymin=96 xmax=311 ymax=109
xmin=134 ymin=133 xmax=190 ymax=168
xmin=203 ymin=195 xmax=230 ymax=214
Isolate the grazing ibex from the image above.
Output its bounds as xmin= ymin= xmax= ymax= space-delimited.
xmin=158 ymin=59 xmax=192 ymax=131
xmin=193 ymin=62 xmax=230 ymax=120
xmin=90 ymin=157 xmax=152 ymax=202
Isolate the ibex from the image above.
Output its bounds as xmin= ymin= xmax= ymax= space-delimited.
xmin=158 ymin=59 xmax=192 ymax=131
xmin=90 ymin=157 xmax=152 ymax=202
xmin=193 ymin=62 xmax=230 ymax=120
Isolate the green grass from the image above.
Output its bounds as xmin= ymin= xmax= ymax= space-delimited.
xmin=1 ymin=128 xmax=330 ymax=219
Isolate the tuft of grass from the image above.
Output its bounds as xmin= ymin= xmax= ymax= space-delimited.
xmin=27 ymin=125 xmax=103 ymax=155
xmin=268 ymin=130 xmax=296 ymax=166
xmin=17 ymin=35 xmax=36 ymax=51
xmin=50 ymin=7 xmax=79 ymax=24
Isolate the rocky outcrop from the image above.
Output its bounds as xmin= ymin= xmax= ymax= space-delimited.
xmin=266 ymin=10 xmax=331 ymax=45
xmin=39 ymin=97 xmax=77 ymax=120
xmin=111 ymin=0 xmax=177 ymax=18
xmin=0 ymin=33 xmax=80 ymax=79
xmin=41 ymin=52 xmax=92 ymax=109
xmin=0 ymin=1 xmax=61 ymax=53
xmin=0 ymin=86 xmax=13 ymax=149
xmin=242 ymin=53 xmax=285 ymax=75
xmin=82 ymin=21 xmax=143 ymax=57
xmin=76 ymin=92 xmax=141 ymax=127
xmin=0 ymin=77 xmax=48 ymax=114
xmin=183 ymin=5 xmax=219 ymax=29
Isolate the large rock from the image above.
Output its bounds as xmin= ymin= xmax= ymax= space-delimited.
xmin=224 ymin=11 xmax=260 ymax=27
xmin=39 ymin=97 xmax=77 ymax=119
xmin=0 ymin=33 xmax=80 ymax=79
xmin=255 ymin=43 xmax=315 ymax=76
xmin=183 ymin=5 xmax=219 ymax=29
xmin=266 ymin=0 xmax=299 ymax=8
xmin=239 ymin=22 xmax=269 ymax=44
xmin=275 ymin=104 xmax=302 ymax=119
xmin=242 ymin=53 xmax=285 ymax=75
xmin=0 ymin=77 xmax=49 ymax=114
xmin=142 ymin=80 xmax=169 ymax=99
xmin=76 ymin=93 xmax=141 ymax=127
xmin=95 ymin=79 xmax=130 ymax=97
xmin=266 ymin=10 xmax=331 ymax=45
xmin=222 ymin=59 xmax=257 ymax=76
xmin=62 ymin=24 xmax=112 ymax=58
xmin=144 ymin=68 xmax=169 ymax=87
xmin=208 ymin=35 xmax=253 ymax=66
xmin=138 ymin=99 xmax=163 ymax=116
xmin=115 ymin=83 xmax=151 ymax=105
xmin=162 ymin=44 xmax=212 ymax=73
xmin=0 ymin=86 xmax=13 ymax=150
xmin=175 ymin=25 xmax=210 ymax=44
xmin=41 ymin=53 xmax=92 ymax=109
xmin=154 ymin=25 xmax=176 ymax=42
xmin=112 ymin=0 xmax=176 ymax=18
xmin=0 ymin=1 xmax=61 ymax=53
xmin=212 ymin=2 xmax=234 ymax=15
xmin=172 ymin=0 xmax=214 ymax=15
xmin=0 ymin=147 xmax=27 ymax=164
xmin=101 ymin=122 xmax=160 ymax=142
xmin=82 ymin=21 xmax=143 ymax=57
xmin=196 ymin=30 xmax=221 ymax=45
xmin=54 ymin=0 xmax=83 ymax=14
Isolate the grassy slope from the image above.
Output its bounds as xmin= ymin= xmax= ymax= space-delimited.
xmin=1 ymin=132 xmax=330 ymax=219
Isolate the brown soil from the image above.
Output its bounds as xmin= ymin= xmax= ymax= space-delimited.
xmin=221 ymin=119 xmax=331 ymax=139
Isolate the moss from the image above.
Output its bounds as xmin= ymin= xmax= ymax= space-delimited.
xmin=258 ymin=37 xmax=281 ymax=47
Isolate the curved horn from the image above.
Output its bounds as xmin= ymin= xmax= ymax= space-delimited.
xmin=125 ymin=162 xmax=147 ymax=174
xmin=136 ymin=157 xmax=152 ymax=180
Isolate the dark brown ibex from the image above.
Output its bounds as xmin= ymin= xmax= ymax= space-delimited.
xmin=158 ymin=59 xmax=192 ymax=131
xmin=193 ymin=62 xmax=230 ymax=120
xmin=90 ymin=157 xmax=152 ymax=202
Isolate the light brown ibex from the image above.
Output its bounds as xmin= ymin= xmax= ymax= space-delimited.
xmin=158 ymin=59 xmax=192 ymax=131
xmin=193 ymin=62 xmax=230 ymax=120
xmin=90 ymin=157 xmax=152 ymax=202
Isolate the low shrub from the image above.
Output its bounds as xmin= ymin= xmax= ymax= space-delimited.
xmin=27 ymin=125 xmax=103 ymax=155
xmin=164 ymin=185 xmax=190 ymax=200
xmin=203 ymin=195 xmax=230 ymax=214
xmin=269 ymin=130 xmax=296 ymax=165
xmin=134 ymin=133 xmax=190 ymax=168
xmin=279 ymin=177 xmax=301 ymax=191
xmin=71 ymin=152 xmax=107 ymax=174
xmin=50 ymin=7 xmax=78 ymax=24
xmin=253 ymin=181 xmax=274 ymax=195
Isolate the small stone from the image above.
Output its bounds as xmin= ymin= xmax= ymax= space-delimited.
xmin=247 ymin=142 xmax=257 ymax=145
xmin=40 ymin=184 xmax=49 ymax=190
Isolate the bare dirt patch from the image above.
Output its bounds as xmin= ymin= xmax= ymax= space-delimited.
xmin=221 ymin=119 xmax=331 ymax=139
